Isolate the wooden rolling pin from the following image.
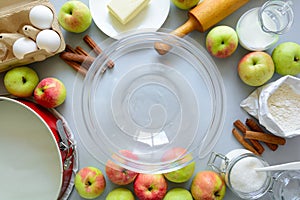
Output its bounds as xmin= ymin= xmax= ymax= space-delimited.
xmin=155 ymin=0 xmax=249 ymax=55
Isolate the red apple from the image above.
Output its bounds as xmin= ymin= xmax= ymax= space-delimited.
xmin=105 ymin=150 xmax=139 ymax=185
xmin=74 ymin=166 xmax=106 ymax=199
xmin=33 ymin=77 xmax=66 ymax=108
xmin=191 ymin=171 xmax=226 ymax=200
xmin=206 ymin=25 xmax=239 ymax=58
xmin=238 ymin=51 xmax=274 ymax=86
xmin=134 ymin=173 xmax=167 ymax=200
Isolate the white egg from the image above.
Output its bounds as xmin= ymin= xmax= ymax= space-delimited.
xmin=13 ymin=37 xmax=38 ymax=59
xmin=29 ymin=5 xmax=54 ymax=29
xmin=36 ymin=30 xmax=61 ymax=53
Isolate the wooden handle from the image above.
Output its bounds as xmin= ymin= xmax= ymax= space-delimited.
xmin=190 ymin=0 xmax=250 ymax=32
xmin=154 ymin=16 xmax=199 ymax=55
xmin=171 ymin=16 xmax=200 ymax=37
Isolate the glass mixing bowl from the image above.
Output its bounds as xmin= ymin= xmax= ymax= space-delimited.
xmin=72 ymin=31 xmax=226 ymax=173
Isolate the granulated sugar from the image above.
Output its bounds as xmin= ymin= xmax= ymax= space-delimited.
xmin=229 ymin=157 xmax=267 ymax=193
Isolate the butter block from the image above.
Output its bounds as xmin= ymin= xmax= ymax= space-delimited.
xmin=107 ymin=0 xmax=150 ymax=25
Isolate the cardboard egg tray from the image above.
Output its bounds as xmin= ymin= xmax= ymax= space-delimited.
xmin=0 ymin=0 xmax=65 ymax=72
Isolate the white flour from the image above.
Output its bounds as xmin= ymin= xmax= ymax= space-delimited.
xmin=267 ymin=83 xmax=300 ymax=133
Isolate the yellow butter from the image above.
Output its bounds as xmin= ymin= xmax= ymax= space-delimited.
xmin=107 ymin=0 xmax=150 ymax=25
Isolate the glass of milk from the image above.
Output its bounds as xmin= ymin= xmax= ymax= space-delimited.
xmin=236 ymin=0 xmax=294 ymax=51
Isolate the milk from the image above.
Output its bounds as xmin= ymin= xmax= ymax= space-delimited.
xmin=236 ymin=7 xmax=279 ymax=51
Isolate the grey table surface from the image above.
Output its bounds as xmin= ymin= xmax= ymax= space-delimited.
xmin=1 ymin=0 xmax=300 ymax=199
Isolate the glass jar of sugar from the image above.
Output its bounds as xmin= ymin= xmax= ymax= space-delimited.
xmin=208 ymin=149 xmax=272 ymax=199
xmin=236 ymin=0 xmax=294 ymax=51
xmin=208 ymin=149 xmax=300 ymax=199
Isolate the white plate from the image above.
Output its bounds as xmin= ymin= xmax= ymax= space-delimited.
xmin=89 ymin=0 xmax=170 ymax=40
xmin=0 ymin=97 xmax=63 ymax=200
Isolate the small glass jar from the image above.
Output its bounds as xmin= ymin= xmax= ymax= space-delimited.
xmin=270 ymin=170 xmax=300 ymax=199
xmin=208 ymin=150 xmax=300 ymax=199
xmin=236 ymin=0 xmax=294 ymax=51
xmin=208 ymin=150 xmax=272 ymax=199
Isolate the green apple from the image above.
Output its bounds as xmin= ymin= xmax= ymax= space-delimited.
xmin=33 ymin=77 xmax=67 ymax=108
xmin=162 ymin=147 xmax=195 ymax=183
xmin=58 ymin=0 xmax=92 ymax=33
xmin=75 ymin=166 xmax=106 ymax=199
xmin=163 ymin=188 xmax=193 ymax=200
xmin=191 ymin=171 xmax=226 ymax=200
xmin=164 ymin=161 xmax=195 ymax=183
xmin=106 ymin=188 xmax=135 ymax=200
xmin=272 ymin=42 xmax=300 ymax=75
xmin=4 ymin=66 xmax=39 ymax=97
xmin=238 ymin=51 xmax=274 ymax=86
xmin=171 ymin=0 xmax=200 ymax=10
xmin=206 ymin=25 xmax=239 ymax=58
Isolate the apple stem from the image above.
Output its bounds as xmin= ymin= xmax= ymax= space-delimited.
xmin=22 ymin=76 xmax=26 ymax=84
xmin=214 ymin=191 xmax=221 ymax=197
xmin=295 ymin=56 xmax=299 ymax=62
xmin=148 ymin=186 xmax=153 ymax=191
xmin=86 ymin=181 xmax=92 ymax=186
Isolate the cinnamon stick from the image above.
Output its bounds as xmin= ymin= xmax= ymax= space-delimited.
xmin=75 ymin=46 xmax=89 ymax=56
xmin=65 ymin=44 xmax=76 ymax=53
xmin=234 ymin=119 xmax=247 ymax=133
xmin=83 ymin=35 xmax=103 ymax=55
xmin=83 ymin=35 xmax=114 ymax=69
xmin=59 ymin=55 xmax=87 ymax=75
xmin=60 ymin=52 xmax=94 ymax=66
xmin=245 ymin=118 xmax=278 ymax=151
xmin=245 ymin=131 xmax=286 ymax=145
xmin=64 ymin=44 xmax=92 ymax=70
xmin=232 ymin=128 xmax=260 ymax=155
xmin=234 ymin=120 xmax=264 ymax=154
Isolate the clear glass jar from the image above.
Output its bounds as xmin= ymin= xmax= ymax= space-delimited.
xmin=208 ymin=150 xmax=300 ymax=199
xmin=270 ymin=170 xmax=300 ymax=200
xmin=208 ymin=150 xmax=272 ymax=199
xmin=236 ymin=0 xmax=294 ymax=51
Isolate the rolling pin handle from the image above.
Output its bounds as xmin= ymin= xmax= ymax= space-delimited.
xmin=171 ymin=15 xmax=200 ymax=37
xmin=154 ymin=16 xmax=199 ymax=55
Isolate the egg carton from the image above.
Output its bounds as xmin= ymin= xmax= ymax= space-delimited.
xmin=0 ymin=0 xmax=65 ymax=72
